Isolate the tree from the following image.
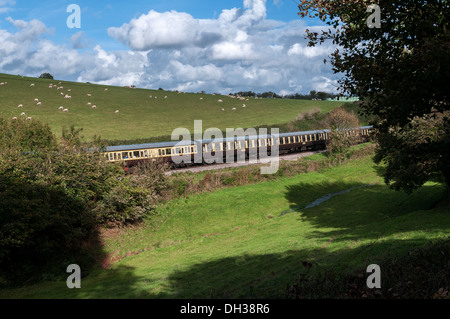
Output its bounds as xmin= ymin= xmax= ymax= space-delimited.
xmin=323 ymin=107 xmax=360 ymax=159
xmin=39 ymin=72 xmax=53 ymax=79
xmin=297 ymin=0 xmax=450 ymax=193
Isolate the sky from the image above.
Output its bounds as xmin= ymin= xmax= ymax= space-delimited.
xmin=0 ymin=0 xmax=340 ymax=95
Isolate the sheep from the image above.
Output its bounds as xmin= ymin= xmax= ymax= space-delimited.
xmin=36 ymin=102 xmax=42 ymax=106
xmin=63 ymin=109 xmax=68 ymax=113
xmin=64 ymin=95 xmax=71 ymax=99
xmin=149 ymin=95 xmax=152 ymax=98
xmin=200 ymin=97 xmax=203 ymax=100
xmin=242 ymin=104 xmax=246 ymax=108
xmin=30 ymin=84 xmax=35 ymax=87
xmin=87 ymin=102 xmax=92 ymax=105
xmin=232 ymin=107 xmax=236 ymax=111
xmin=91 ymin=105 xmax=97 ymax=109
xmin=26 ymin=117 xmax=32 ymax=121
xmin=0 ymin=82 xmax=4 ymax=86
xmin=67 ymin=89 xmax=71 ymax=92
xmin=34 ymin=98 xmax=39 ymax=102
xmin=221 ymin=108 xmax=225 ymax=111
xmin=18 ymin=104 xmax=23 ymax=108
xmin=104 ymin=88 xmax=108 ymax=91
xmin=12 ymin=117 xmax=17 ymax=120
xmin=218 ymin=99 xmax=223 ymax=103
xmin=115 ymin=110 xmax=119 ymax=114
xmin=87 ymin=94 xmax=91 ymax=97
xmin=59 ymin=106 xmax=64 ymax=110
xmin=21 ymin=112 xmax=26 ymax=116
xmin=164 ymin=96 xmax=168 ymax=99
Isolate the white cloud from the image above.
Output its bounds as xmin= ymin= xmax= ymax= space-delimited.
xmin=0 ymin=0 xmax=15 ymax=14
xmin=0 ymin=0 xmax=340 ymax=94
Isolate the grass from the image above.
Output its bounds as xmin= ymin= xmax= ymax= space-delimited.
xmin=0 ymin=73 xmax=344 ymax=141
xmin=2 ymin=155 xmax=448 ymax=299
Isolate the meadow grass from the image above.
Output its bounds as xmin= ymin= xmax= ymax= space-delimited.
xmin=2 ymin=156 xmax=448 ymax=299
xmin=0 ymin=73 xmax=343 ymax=141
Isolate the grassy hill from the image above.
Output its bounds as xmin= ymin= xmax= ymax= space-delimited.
xmin=2 ymin=154 xmax=448 ymax=299
xmin=0 ymin=73 xmax=344 ymax=141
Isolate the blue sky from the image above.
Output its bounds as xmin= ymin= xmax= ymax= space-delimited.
xmin=0 ymin=0 xmax=338 ymax=95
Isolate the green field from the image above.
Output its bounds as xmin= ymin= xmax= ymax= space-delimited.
xmin=2 ymin=155 xmax=448 ymax=299
xmin=0 ymin=73 xmax=343 ymax=141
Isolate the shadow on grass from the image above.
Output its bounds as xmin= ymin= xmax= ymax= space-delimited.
xmin=153 ymin=238 xmax=448 ymax=299
xmin=70 ymin=180 xmax=448 ymax=299
xmin=15 ymin=180 xmax=447 ymax=299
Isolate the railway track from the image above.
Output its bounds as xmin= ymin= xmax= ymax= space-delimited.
xmin=165 ymin=149 xmax=327 ymax=175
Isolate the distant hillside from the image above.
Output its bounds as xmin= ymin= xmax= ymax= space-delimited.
xmin=0 ymin=73 xmax=345 ymax=141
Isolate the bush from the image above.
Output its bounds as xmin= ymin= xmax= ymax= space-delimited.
xmin=39 ymin=73 xmax=54 ymax=80
xmin=0 ymin=116 xmax=170 ymax=286
xmin=0 ymin=177 xmax=97 ymax=286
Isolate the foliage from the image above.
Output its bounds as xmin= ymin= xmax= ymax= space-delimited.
xmin=297 ymin=0 xmax=450 ymax=192
xmin=0 ymin=116 xmax=168 ymax=286
xmin=286 ymin=239 xmax=450 ymax=299
xmin=322 ymin=107 xmax=361 ymax=160
xmin=374 ymin=110 xmax=450 ymax=193
xmin=39 ymin=73 xmax=53 ymax=80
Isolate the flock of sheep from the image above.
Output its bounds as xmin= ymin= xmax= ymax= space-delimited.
xmin=3 ymin=79 xmax=257 ymax=123
xmin=7 ymin=81 xmax=120 ymax=121
xmin=213 ymin=94 xmax=252 ymax=112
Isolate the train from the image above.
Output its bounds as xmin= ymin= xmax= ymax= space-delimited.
xmin=103 ymin=126 xmax=373 ymax=168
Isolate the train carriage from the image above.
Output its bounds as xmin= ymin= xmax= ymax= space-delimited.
xmin=103 ymin=126 xmax=373 ymax=168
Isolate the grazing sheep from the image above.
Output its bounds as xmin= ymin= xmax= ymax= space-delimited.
xmin=36 ymin=102 xmax=42 ymax=106
xmin=67 ymin=89 xmax=71 ymax=92
xmin=115 ymin=110 xmax=119 ymax=114
xmin=104 ymin=88 xmax=108 ymax=91
xmin=222 ymin=108 xmax=225 ymax=111
xmin=12 ymin=117 xmax=17 ymax=120
xmin=87 ymin=102 xmax=92 ymax=105
xmin=218 ymin=99 xmax=223 ymax=103
xmin=164 ymin=96 xmax=167 ymax=99
xmin=30 ymin=84 xmax=35 ymax=87
xmin=87 ymin=94 xmax=91 ymax=97
xmin=34 ymin=98 xmax=39 ymax=102
xmin=21 ymin=112 xmax=26 ymax=116
xmin=232 ymin=108 xmax=236 ymax=111
xmin=200 ymin=98 xmax=203 ymax=100
xmin=149 ymin=95 xmax=152 ymax=98
xmin=61 ymin=92 xmax=64 ymax=96
xmin=242 ymin=104 xmax=246 ymax=108
xmin=59 ymin=106 xmax=64 ymax=110
xmin=91 ymin=105 xmax=97 ymax=109
xmin=63 ymin=109 xmax=68 ymax=112
xmin=26 ymin=117 xmax=32 ymax=121
xmin=0 ymin=82 xmax=4 ymax=86
xmin=64 ymin=95 xmax=71 ymax=99
xmin=18 ymin=104 xmax=23 ymax=108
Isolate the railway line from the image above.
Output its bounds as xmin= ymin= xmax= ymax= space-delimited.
xmin=165 ymin=150 xmax=327 ymax=175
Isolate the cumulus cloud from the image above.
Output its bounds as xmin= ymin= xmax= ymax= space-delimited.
xmin=0 ymin=0 xmax=340 ymax=95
